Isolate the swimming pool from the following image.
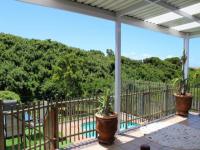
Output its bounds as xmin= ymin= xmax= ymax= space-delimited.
xmin=82 ymin=121 xmax=139 ymax=138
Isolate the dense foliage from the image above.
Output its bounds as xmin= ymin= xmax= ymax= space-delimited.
xmin=0 ymin=33 xmax=189 ymax=102
xmin=190 ymin=68 xmax=200 ymax=85
xmin=0 ymin=90 xmax=20 ymax=101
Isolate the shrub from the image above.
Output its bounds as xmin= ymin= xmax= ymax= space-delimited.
xmin=0 ymin=91 xmax=20 ymax=101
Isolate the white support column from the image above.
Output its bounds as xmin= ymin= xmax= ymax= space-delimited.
xmin=183 ymin=35 xmax=190 ymax=80
xmin=115 ymin=17 xmax=121 ymax=133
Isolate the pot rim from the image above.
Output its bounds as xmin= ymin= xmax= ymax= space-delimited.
xmin=95 ymin=112 xmax=118 ymax=119
xmin=174 ymin=93 xmax=192 ymax=98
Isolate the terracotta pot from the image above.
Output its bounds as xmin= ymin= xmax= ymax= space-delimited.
xmin=174 ymin=93 xmax=192 ymax=117
xmin=95 ymin=113 xmax=118 ymax=145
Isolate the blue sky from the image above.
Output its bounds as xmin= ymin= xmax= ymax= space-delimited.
xmin=0 ymin=0 xmax=200 ymax=67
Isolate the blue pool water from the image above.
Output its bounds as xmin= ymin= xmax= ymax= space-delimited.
xmin=82 ymin=121 xmax=139 ymax=138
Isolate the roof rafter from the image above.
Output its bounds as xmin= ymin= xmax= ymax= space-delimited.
xmin=117 ymin=0 xmax=161 ymax=17
xmin=18 ymin=0 xmax=116 ymax=21
xmin=116 ymin=1 xmax=150 ymax=17
xmin=18 ymin=0 xmax=186 ymax=38
xmin=189 ymin=31 xmax=200 ymax=38
xmin=122 ymin=16 xmax=185 ymax=38
xmin=146 ymin=0 xmax=200 ymax=24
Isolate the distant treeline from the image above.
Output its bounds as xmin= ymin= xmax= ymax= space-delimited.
xmin=0 ymin=33 xmax=190 ymax=102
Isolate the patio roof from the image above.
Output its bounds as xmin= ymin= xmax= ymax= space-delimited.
xmin=19 ymin=0 xmax=200 ymax=38
xmin=17 ymin=0 xmax=194 ymax=133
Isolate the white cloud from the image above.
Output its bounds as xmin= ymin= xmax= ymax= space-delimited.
xmin=122 ymin=52 xmax=175 ymax=60
xmin=160 ymin=55 xmax=176 ymax=60
xmin=122 ymin=52 xmax=152 ymax=60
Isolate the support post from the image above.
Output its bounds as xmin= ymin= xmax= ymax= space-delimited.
xmin=115 ymin=17 xmax=121 ymax=133
xmin=0 ymin=101 xmax=5 ymax=150
xmin=183 ymin=35 xmax=190 ymax=80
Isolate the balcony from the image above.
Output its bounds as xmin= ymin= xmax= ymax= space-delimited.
xmin=72 ymin=112 xmax=200 ymax=150
xmin=1 ymin=81 xmax=199 ymax=150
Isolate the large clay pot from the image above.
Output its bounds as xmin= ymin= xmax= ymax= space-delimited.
xmin=95 ymin=113 xmax=118 ymax=145
xmin=174 ymin=93 xmax=192 ymax=117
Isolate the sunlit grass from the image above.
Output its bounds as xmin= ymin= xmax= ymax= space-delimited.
xmin=5 ymin=127 xmax=72 ymax=150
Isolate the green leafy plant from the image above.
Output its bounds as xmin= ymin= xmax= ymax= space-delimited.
xmin=190 ymin=69 xmax=200 ymax=85
xmin=173 ymin=49 xmax=189 ymax=95
xmin=0 ymin=33 xmax=183 ymax=101
xmin=0 ymin=91 xmax=20 ymax=101
xmin=97 ymin=90 xmax=113 ymax=116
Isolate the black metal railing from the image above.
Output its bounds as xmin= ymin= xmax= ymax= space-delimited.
xmin=0 ymin=97 xmax=99 ymax=150
xmin=190 ymin=84 xmax=200 ymax=112
xmin=0 ymin=82 xmax=199 ymax=150
xmin=120 ymin=84 xmax=175 ymax=131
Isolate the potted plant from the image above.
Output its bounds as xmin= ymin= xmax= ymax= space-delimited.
xmin=173 ymin=49 xmax=192 ymax=116
xmin=95 ymin=90 xmax=118 ymax=145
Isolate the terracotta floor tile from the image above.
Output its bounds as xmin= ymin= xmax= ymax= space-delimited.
xmin=72 ymin=113 xmax=200 ymax=150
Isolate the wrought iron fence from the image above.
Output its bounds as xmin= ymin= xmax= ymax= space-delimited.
xmin=0 ymin=97 xmax=98 ymax=150
xmin=190 ymin=84 xmax=200 ymax=112
xmin=0 ymin=82 xmax=200 ymax=150
xmin=120 ymin=84 xmax=176 ymax=131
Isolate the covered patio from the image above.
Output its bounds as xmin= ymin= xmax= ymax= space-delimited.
xmin=15 ymin=0 xmax=200 ymax=149
xmin=71 ymin=112 xmax=200 ymax=150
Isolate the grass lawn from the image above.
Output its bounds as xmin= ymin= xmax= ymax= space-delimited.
xmin=5 ymin=127 xmax=72 ymax=150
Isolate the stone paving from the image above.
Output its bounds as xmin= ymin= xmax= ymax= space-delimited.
xmin=69 ymin=112 xmax=200 ymax=150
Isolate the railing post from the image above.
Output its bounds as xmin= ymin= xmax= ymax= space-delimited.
xmin=0 ymin=101 xmax=5 ymax=150
xmin=52 ymin=103 xmax=59 ymax=149
xmin=141 ymin=92 xmax=145 ymax=116
xmin=147 ymin=86 xmax=151 ymax=120
xmin=125 ymin=89 xmax=128 ymax=129
xmin=164 ymin=85 xmax=169 ymax=116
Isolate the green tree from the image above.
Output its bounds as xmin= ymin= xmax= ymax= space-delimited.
xmin=0 ymin=33 xmax=184 ymax=101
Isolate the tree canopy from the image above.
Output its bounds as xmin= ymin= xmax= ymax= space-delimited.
xmin=0 ymin=33 xmax=187 ymax=102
